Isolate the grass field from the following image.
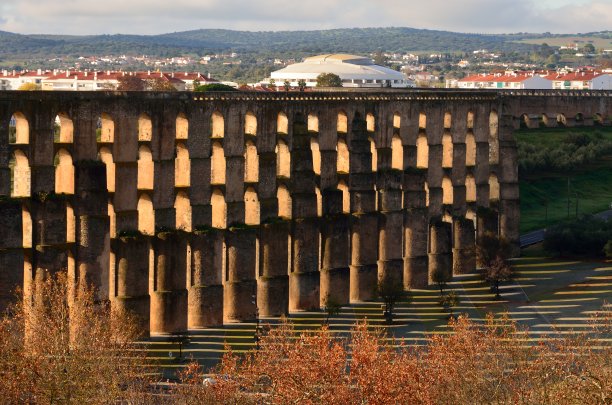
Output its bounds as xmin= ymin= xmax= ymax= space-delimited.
xmin=516 ymin=35 xmax=612 ymax=49
xmin=516 ymin=126 xmax=612 ymax=233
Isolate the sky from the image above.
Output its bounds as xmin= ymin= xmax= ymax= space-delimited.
xmin=0 ymin=0 xmax=610 ymax=35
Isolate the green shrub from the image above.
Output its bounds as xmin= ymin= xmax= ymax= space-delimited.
xmin=543 ymin=216 xmax=612 ymax=257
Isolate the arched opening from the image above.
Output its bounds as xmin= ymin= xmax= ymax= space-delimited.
xmin=575 ymin=113 xmax=584 ymax=125
xmin=419 ymin=113 xmax=427 ymax=130
xmin=424 ymin=182 xmax=430 ymax=207
xmin=276 ymin=140 xmax=291 ymax=178
xmin=593 ymin=113 xmax=603 ymax=125
xmin=366 ymin=113 xmax=375 ymax=132
xmin=311 ymin=138 xmax=321 ymax=175
xmin=315 ymin=187 xmax=323 ymax=217
xmin=442 ymin=176 xmax=453 ymax=205
xmin=245 ymin=111 xmax=257 ymax=136
xmin=467 ymin=111 xmax=474 ymax=129
xmin=466 ymin=209 xmax=477 ymax=229
xmin=337 ymin=139 xmax=349 ymax=174
xmin=66 ymin=203 xmax=76 ymax=243
xmin=212 ymin=111 xmax=225 ymax=138
xmin=54 ymin=148 xmax=74 ymax=195
xmin=370 ymin=137 xmax=378 ymax=172
xmin=308 ymin=114 xmax=319 ymax=133
xmin=244 ymin=141 xmax=259 ymax=183
xmin=338 ymin=180 xmax=349 ymax=214
xmin=277 ymin=112 xmax=288 ymax=135
xmin=10 ymin=150 xmax=31 ymax=197
xmin=54 ymin=113 xmax=73 ymax=143
xmin=244 ymin=187 xmax=260 ymax=225
xmin=175 ymin=143 xmax=190 ymax=187
xmin=442 ymin=132 xmax=453 ymax=169
xmin=337 ymin=111 xmax=348 ymax=134
xmin=211 ymin=142 xmax=226 ymax=184
xmin=489 ymin=174 xmax=500 ymax=201
xmin=416 ymin=134 xmax=429 ymax=169
xmin=391 ymin=134 xmax=403 ymax=170
xmin=176 ymin=113 xmax=189 ymax=140
xmin=98 ymin=113 xmax=114 ymax=143
xmin=393 ymin=112 xmax=401 ymax=129
xmin=557 ymin=114 xmax=567 ymax=127
xmin=489 ymin=110 xmax=499 ymax=164
xmin=138 ymin=146 xmax=154 ymax=190
xmin=277 ymin=185 xmax=292 ymax=219
xmin=465 ymin=131 xmax=476 ymax=166
xmin=99 ymin=147 xmax=115 ymax=193
xmin=137 ymin=194 xmax=154 ymax=235
xmin=22 ymin=205 xmax=32 ymax=248
xmin=444 ymin=112 xmax=452 ymax=130
xmin=9 ymin=112 xmax=29 ymax=144
xmin=108 ymin=200 xmax=116 ymax=238
xmin=466 ymin=174 xmax=476 ymax=202
xmin=519 ymin=114 xmax=529 ymax=129
xmin=175 ymin=191 xmax=192 ymax=231
xmin=211 ymin=189 xmax=227 ymax=228
xmin=138 ymin=113 xmax=152 ymax=141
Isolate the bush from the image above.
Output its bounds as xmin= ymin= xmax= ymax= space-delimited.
xmin=543 ymin=216 xmax=612 ymax=257
xmin=194 ymin=83 xmax=238 ymax=92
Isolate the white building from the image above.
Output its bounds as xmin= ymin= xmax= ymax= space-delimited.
xmin=267 ymin=54 xmax=412 ymax=88
xmin=455 ymin=72 xmax=552 ymax=89
xmin=547 ymin=71 xmax=612 ymax=90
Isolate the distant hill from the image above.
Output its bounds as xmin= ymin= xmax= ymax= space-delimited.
xmin=0 ymin=27 xmax=538 ymax=60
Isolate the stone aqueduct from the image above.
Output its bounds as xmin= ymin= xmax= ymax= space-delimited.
xmin=0 ymin=90 xmax=610 ymax=335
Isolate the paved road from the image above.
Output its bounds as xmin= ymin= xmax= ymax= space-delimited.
xmin=519 ymin=209 xmax=612 ymax=248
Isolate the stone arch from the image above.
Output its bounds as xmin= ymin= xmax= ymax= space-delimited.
xmin=245 ymin=111 xmax=257 ymax=136
xmin=138 ymin=146 xmax=154 ymax=190
xmin=489 ymin=110 xmax=499 ymax=164
xmin=108 ymin=199 xmax=116 ymax=238
xmin=175 ymin=191 xmax=192 ymax=231
xmin=244 ymin=187 xmax=260 ymax=225
xmin=370 ymin=137 xmax=378 ymax=172
xmin=519 ymin=113 xmax=529 ymax=129
xmin=99 ymin=147 xmax=115 ymax=193
xmin=54 ymin=148 xmax=74 ymax=195
xmin=419 ymin=112 xmax=427 ymax=130
xmin=416 ymin=133 xmax=429 ymax=169
xmin=176 ymin=113 xmax=189 ymax=140
xmin=593 ymin=113 xmax=604 ymax=125
xmin=557 ymin=114 xmax=567 ymax=127
xmin=541 ymin=113 xmax=552 ymax=127
xmin=277 ymin=112 xmax=288 ymax=135
xmin=366 ymin=113 xmax=375 ymax=132
xmin=337 ymin=139 xmax=349 ymax=174
xmin=308 ymin=113 xmax=319 ymax=133
xmin=466 ymin=208 xmax=477 ymax=229
xmin=442 ymin=176 xmax=453 ymax=205
xmin=22 ymin=205 xmax=32 ymax=248
xmin=66 ymin=203 xmax=76 ymax=243
xmin=211 ymin=111 xmax=225 ymax=138
xmin=175 ymin=143 xmax=190 ymax=187
xmin=311 ymin=137 xmax=321 ymax=175
xmin=138 ymin=113 xmax=152 ymax=141
xmin=315 ymin=186 xmax=323 ymax=217
xmin=54 ymin=113 xmax=73 ymax=143
xmin=9 ymin=112 xmax=29 ymax=144
xmin=211 ymin=141 xmax=226 ymax=184
xmin=338 ymin=180 xmax=350 ymax=213
xmin=424 ymin=181 xmax=430 ymax=207
xmin=467 ymin=111 xmax=474 ymax=129
xmin=391 ymin=134 xmax=403 ymax=170
xmin=137 ymin=194 xmax=155 ymax=235
xmin=244 ymin=141 xmax=259 ymax=183
xmin=489 ymin=174 xmax=500 ymax=201
xmin=211 ymin=189 xmax=227 ymax=228
xmin=98 ymin=113 xmax=114 ymax=143
xmin=276 ymin=140 xmax=291 ymax=178
xmin=277 ymin=185 xmax=292 ymax=219
xmin=393 ymin=112 xmax=401 ymax=129
xmin=465 ymin=131 xmax=476 ymax=166
xmin=337 ymin=111 xmax=348 ymax=133
xmin=10 ymin=150 xmax=30 ymax=197
xmin=442 ymin=131 xmax=453 ymax=169
xmin=466 ymin=174 xmax=476 ymax=202
xmin=575 ymin=112 xmax=584 ymax=125
xmin=444 ymin=112 xmax=452 ymax=130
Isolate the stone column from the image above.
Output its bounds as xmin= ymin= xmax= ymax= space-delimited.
xmin=111 ymin=234 xmax=150 ymax=334
xmin=188 ymin=230 xmax=224 ymax=327
xmin=452 ymin=217 xmax=476 ymax=275
xmin=403 ymin=170 xmax=429 ymax=289
xmin=428 ymin=219 xmax=452 ymax=285
xmin=223 ymin=227 xmax=257 ymax=322
xmin=477 ymin=207 xmax=499 ymax=242
xmin=150 ymin=231 xmax=188 ymax=334
xmin=0 ymin=200 xmax=28 ymax=312
xmin=258 ymin=221 xmax=290 ymax=317
xmin=498 ymin=115 xmax=520 ymax=256
xmin=377 ymin=170 xmax=404 ymax=286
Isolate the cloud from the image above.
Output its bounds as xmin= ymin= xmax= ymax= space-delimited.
xmin=0 ymin=0 xmax=610 ymax=35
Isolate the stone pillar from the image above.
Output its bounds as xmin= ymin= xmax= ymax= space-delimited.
xmin=377 ymin=170 xmax=404 ymax=286
xmin=0 ymin=200 xmax=27 ymax=311
xmin=223 ymin=227 xmax=257 ymax=322
xmin=258 ymin=221 xmax=289 ymax=317
xmin=150 ymin=231 xmax=188 ymax=334
xmin=477 ymin=207 xmax=499 ymax=242
xmin=428 ymin=219 xmax=452 ymax=285
xmin=189 ymin=230 xmax=224 ymax=328
xmin=403 ymin=170 xmax=429 ymax=289
xmin=452 ymin=217 xmax=476 ymax=275
xmin=111 ymin=235 xmax=150 ymax=334
xmin=498 ymin=115 xmax=520 ymax=256
xmin=320 ymin=189 xmax=350 ymax=306
xmin=350 ymin=211 xmax=378 ymax=302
